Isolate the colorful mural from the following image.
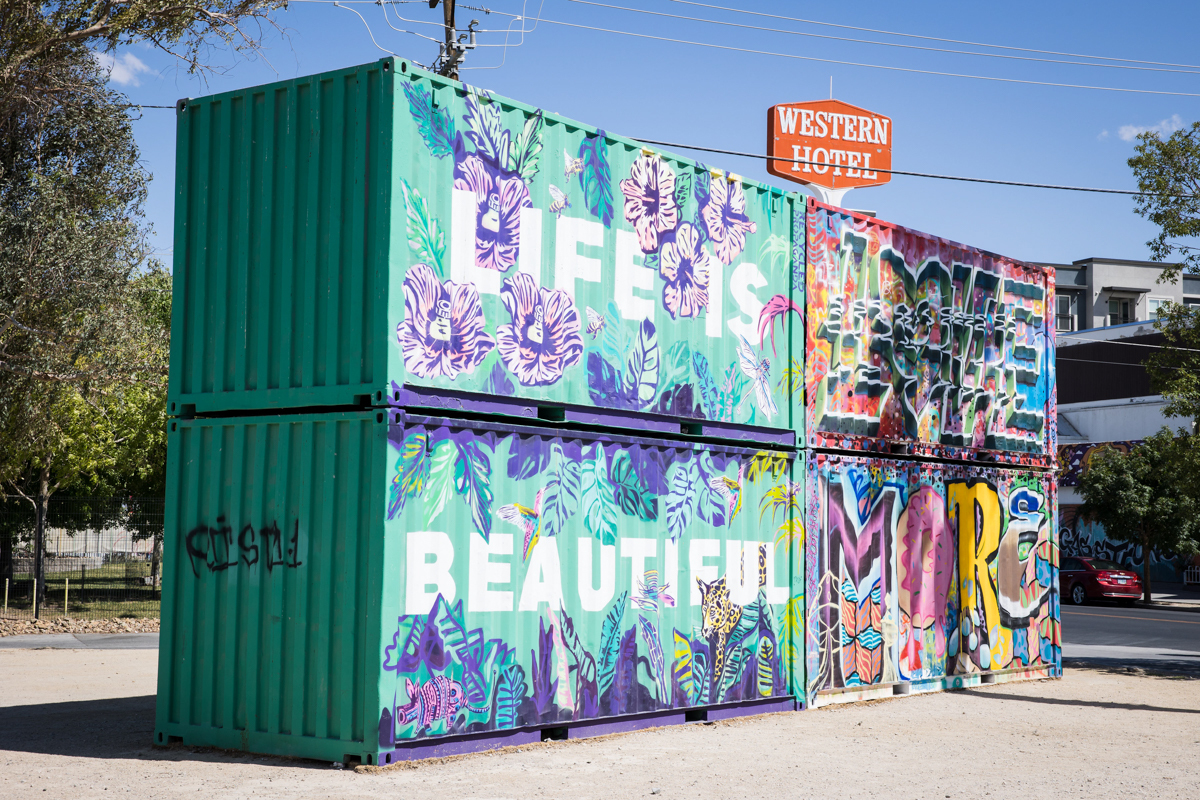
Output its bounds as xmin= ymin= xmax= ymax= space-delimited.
xmin=804 ymin=201 xmax=1055 ymax=463
xmin=1056 ymin=441 xmax=1141 ymax=486
xmin=805 ymin=453 xmax=1059 ymax=698
xmin=391 ymin=79 xmax=802 ymax=429
xmin=380 ymin=418 xmax=804 ymax=744
xmin=1059 ymin=504 xmax=1179 ymax=583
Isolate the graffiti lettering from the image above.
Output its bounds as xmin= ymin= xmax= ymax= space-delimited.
xmin=186 ymin=518 xmax=303 ymax=577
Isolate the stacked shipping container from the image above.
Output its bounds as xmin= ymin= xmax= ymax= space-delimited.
xmin=157 ymin=58 xmax=1057 ymax=762
xmin=803 ymin=202 xmax=1059 ymax=706
xmin=159 ymin=58 xmax=805 ymax=765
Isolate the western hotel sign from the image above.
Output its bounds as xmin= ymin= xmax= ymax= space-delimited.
xmin=767 ymin=100 xmax=892 ymax=190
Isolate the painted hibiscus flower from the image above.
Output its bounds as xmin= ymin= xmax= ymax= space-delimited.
xmin=396 ymin=264 xmax=495 ymax=380
xmin=454 ymin=154 xmax=531 ymax=272
xmin=496 ymin=272 xmax=584 ymax=386
xmin=701 ymin=177 xmax=757 ymax=265
xmin=659 ymin=223 xmax=711 ymax=319
xmin=619 ymin=155 xmax=678 ymax=254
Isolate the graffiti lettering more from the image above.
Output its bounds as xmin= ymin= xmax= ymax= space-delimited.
xmin=806 ymin=454 xmax=1059 ymax=698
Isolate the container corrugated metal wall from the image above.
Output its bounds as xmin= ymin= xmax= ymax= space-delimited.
xmin=805 ymin=199 xmax=1055 ymax=465
xmin=804 ymin=451 xmax=1060 ymax=706
xmin=377 ymin=414 xmax=803 ymax=753
xmin=387 ymin=69 xmax=802 ymax=440
xmin=166 ymin=58 xmax=804 ymax=444
xmin=155 ymin=412 xmax=389 ymax=762
xmin=168 ymin=61 xmax=394 ymax=415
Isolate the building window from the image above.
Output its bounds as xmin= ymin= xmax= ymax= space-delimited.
xmin=1108 ymin=298 xmax=1133 ymax=325
xmin=1149 ymin=297 xmax=1170 ymax=320
xmin=1056 ymin=294 xmax=1077 ymax=332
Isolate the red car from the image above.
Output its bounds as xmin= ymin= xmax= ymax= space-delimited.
xmin=1060 ymin=556 xmax=1143 ymax=606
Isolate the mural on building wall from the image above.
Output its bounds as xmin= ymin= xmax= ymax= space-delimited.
xmin=805 ymin=454 xmax=1059 ymax=698
xmin=1059 ymin=504 xmax=1178 ymax=583
xmin=392 ymin=81 xmax=802 ymax=429
xmin=1056 ymin=441 xmax=1141 ymax=486
xmin=379 ymin=419 xmax=803 ymax=745
xmin=804 ymin=203 xmax=1055 ymax=462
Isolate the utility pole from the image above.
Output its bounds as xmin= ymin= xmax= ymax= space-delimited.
xmin=429 ymin=0 xmax=478 ymax=80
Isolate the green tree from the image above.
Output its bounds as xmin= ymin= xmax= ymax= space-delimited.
xmin=1144 ymin=302 xmax=1200 ymax=428
xmin=1128 ymin=120 xmax=1200 ymax=284
xmin=0 ymin=38 xmax=170 ymax=610
xmin=1078 ymin=429 xmax=1200 ymax=602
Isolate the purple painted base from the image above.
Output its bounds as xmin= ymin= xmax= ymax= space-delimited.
xmin=378 ymin=696 xmax=799 ymax=765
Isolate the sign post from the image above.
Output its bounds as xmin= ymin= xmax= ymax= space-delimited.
xmin=767 ymin=100 xmax=892 ymax=208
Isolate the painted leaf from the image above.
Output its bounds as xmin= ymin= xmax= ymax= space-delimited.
xmin=609 ymin=449 xmax=658 ymax=522
xmin=638 ymin=615 xmax=669 ymax=702
xmin=581 ymin=443 xmax=620 ymax=546
xmin=484 ymin=360 xmax=515 ymax=397
xmin=655 ymin=384 xmax=697 ymax=417
xmin=540 ymin=442 xmax=581 ymax=539
xmin=530 ymin=616 xmax=558 ymax=718
xmin=401 ymin=179 xmax=446 ymax=277
xmin=628 ymin=446 xmax=669 ymax=496
xmin=746 ymin=451 xmax=789 ymax=484
xmin=586 ymin=351 xmax=625 ymax=409
xmin=422 ymin=438 xmax=457 ymax=529
xmin=495 ymin=664 xmax=528 ymax=729
xmin=577 ymin=130 xmax=614 ymax=227
xmin=597 ymin=590 xmax=628 ymax=696
xmin=463 ymin=88 xmax=510 ymax=166
xmin=508 ymin=110 xmax=544 ymax=185
xmin=388 ymin=431 xmax=430 ymax=520
xmin=660 ymin=340 xmax=692 ymax=392
xmin=665 ymin=457 xmax=698 ymax=541
xmin=672 ymin=630 xmax=697 ymax=705
xmin=758 ymin=234 xmax=790 ymax=275
xmin=673 ymin=171 xmax=692 ymax=216
xmin=692 ymin=352 xmax=720 ymax=420
xmin=507 ymin=434 xmax=550 ymax=481
xmin=694 ymin=450 xmax=727 ymax=528
xmin=692 ymin=643 xmax=712 ymax=706
xmin=623 ymin=318 xmax=660 ymax=408
xmin=692 ymin=168 xmax=712 ymax=240
xmin=401 ymin=81 xmax=455 ymax=159
xmin=612 ymin=625 xmax=639 ymax=715
xmin=778 ymin=596 xmax=803 ymax=687
xmin=599 ymin=301 xmax=632 ymax=369
xmin=453 ymin=437 xmax=495 ymax=540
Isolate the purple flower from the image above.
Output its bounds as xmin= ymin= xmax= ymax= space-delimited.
xmin=454 ymin=154 xmax=531 ymax=272
xmin=659 ymin=223 xmax=710 ymax=319
xmin=619 ymin=155 xmax=678 ymax=254
xmin=397 ymin=263 xmax=495 ymax=380
xmin=701 ymin=177 xmax=757 ymax=265
xmin=497 ymin=272 xmax=584 ymax=386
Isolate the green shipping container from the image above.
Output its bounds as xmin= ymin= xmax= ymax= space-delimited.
xmin=156 ymin=411 xmax=804 ymax=763
xmin=168 ymin=59 xmax=803 ymax=441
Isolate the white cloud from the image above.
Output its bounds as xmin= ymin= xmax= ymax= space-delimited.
xmin=93 ymin=51 xmax=152 ymax=87
xmin=1118 ymin=113 xmax=1185 ymax=142
xmin=1098 ymin=130 xmax=1110 ymax=140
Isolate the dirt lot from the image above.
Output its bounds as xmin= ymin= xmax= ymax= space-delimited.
xmin=2 ymin=648 xmax=1197 ymax=800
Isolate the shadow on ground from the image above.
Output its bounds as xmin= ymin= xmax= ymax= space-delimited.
xmin=0 ymin=696 xmax=322 ymax=768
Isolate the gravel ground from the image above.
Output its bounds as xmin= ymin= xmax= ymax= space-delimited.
xmin=2 ymin=648 xmax=1198 ymax=800
xmin=0 ymin=617 xmax=160 ymax=636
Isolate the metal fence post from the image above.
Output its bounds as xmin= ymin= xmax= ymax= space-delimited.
xmin=3 ymin=578 xmax=7 ymax=615
xmin=64 ymin=578 xmax=69 ymax=618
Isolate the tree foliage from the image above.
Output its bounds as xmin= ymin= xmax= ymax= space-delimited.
xmin=1144 ymin=302 xmax=1200 ymax=426
xmin=0 ymin=0 xmax=283 ymax=83
xmin=1128 ymin=120 xmax=1200 ymax=284
xmin=1078 ymin=429 xmax=1200 ymax=601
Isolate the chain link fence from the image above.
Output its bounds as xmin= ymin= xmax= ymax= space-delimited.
xmin=0 ymin=496 xmax=163 ymax=621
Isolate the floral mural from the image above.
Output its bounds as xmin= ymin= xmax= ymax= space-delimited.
xmin=395 ymin=77 xmax=797 ymax=428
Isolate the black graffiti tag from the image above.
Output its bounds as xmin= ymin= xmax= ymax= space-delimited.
xmin=186 ymin=518 xmax=304 ymax=577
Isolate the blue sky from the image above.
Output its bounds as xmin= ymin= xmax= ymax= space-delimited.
xmin=105 ymin=0 xmax=1200 ymax=267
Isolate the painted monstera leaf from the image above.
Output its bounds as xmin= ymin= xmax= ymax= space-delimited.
xmin=622 ymin=319 xmax=660 ymax=409
xmin=578 ymin=131 xmax=614 ymax=227
xmin=609 ymin=450 xmax=657 ymax=522
xmin=540 ymin=442 xmax=581 ymax=540
xmin=581 ymin=444 xmax=619 ymax=546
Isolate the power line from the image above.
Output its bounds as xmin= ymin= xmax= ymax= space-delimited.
xmin=630 ymin=137 xmax=1194 ymax=197
xmin=568 ymin=0 xmax=1200 ymax=76
xmin=1058 ymin=333 xmax=1200 ymax=353
xmin=526 ymin=15 xmax=1200 ymax=97
xmin=669 ymin=0 xmax=1200 ymax=72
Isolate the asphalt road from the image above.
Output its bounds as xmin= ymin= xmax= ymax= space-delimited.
xmin=1061 ymin=603 xmax=1200 ymax=673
